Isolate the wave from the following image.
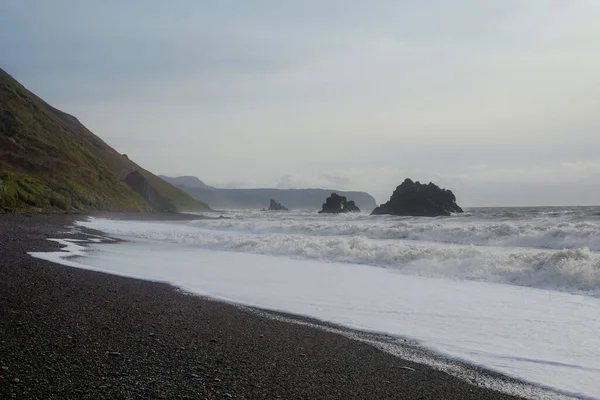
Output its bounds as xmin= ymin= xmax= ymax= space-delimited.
xmin=188 ymin=215 xmax=600 ymax=252
xmin=78 ymin=218 xmax=600 ymax=296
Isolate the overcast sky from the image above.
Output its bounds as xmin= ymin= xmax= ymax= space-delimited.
xmin=2 ymin=1 xmax=600 ymax=206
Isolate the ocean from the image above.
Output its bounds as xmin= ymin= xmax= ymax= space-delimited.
xmin=31 ymin=207 xmax=600 ymax=399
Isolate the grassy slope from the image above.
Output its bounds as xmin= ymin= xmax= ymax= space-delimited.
xmin=0 ymin=68 xmax=208 ymax=212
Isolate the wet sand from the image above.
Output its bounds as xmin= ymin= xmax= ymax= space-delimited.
xmin=0 ymin=213 xmax=529 ymax=399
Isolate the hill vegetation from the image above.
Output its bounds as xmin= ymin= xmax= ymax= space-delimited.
xmin=0 ymin=68 xmax=208 ymax=213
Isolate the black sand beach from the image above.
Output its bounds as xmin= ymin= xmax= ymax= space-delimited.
xmin=0 ymin=214 xmax=529 ymax=399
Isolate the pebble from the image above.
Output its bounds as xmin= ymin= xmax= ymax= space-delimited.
xmin=12 ymin=378 xmax=20 ymax=383
xmin=224 ymin=393 xmax=232 ymax=398
xmin=1 ymin=366 xmax=8 ymax=371
xmin=399 ymin=366 xmax=416 ymax=372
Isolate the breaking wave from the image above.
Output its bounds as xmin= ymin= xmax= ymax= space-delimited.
xmin=185 ymin=209 xmax=600 ymax=252
xmin=78 ymin=212 xmax=600 ymax=296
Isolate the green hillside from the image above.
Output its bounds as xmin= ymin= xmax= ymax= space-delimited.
xmin=0 ymin=68 xmax=209 ymax=212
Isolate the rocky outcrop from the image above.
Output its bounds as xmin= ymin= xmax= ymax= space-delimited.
xmin=371 ymin=179 xmax=463 ymax=217
xmin=268 ymin=199 xmax=288 ymax=211
xmin=318 ymin=193 xmax=361 ymax=214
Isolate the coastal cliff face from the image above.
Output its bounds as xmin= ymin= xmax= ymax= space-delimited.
xmin=0 ymin=68 xmax=208 ymax=212
xmin=372 ymin=179 xmax=463 ymax=217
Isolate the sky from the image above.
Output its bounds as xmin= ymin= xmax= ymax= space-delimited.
xmin=2 ymin=1 xmax=600 ymax=206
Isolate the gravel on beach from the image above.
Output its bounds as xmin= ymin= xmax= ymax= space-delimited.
xmin=0 ymin=213 xmax=527 ymax=399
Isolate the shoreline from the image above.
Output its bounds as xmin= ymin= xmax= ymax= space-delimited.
xmin=0 ymin=213 xmax=566 ymax=399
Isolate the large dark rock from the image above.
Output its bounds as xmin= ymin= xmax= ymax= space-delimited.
xmin=268 ymin=199 xmax=289 ymax=211
xmin=318 ymin=193 xmax=361 ymax=214
xmin=371 ymin=179 xmax=463 ymax=217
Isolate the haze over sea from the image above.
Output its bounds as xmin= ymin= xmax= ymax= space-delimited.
xmin=33 ymin=206 xmax=600 ymax=399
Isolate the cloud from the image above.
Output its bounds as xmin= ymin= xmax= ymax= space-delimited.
xmin=275 ymin=173 xmax=354 ymax=190
xmin=2 ymin=1 xmax=600 ymax=206
xmin=439 ymin=161 xmax=600 ymax=184
xmin=276 ymin=174 xmax=308 ymax=190
xmin=321 ymin=174 xmax=353 ymax=187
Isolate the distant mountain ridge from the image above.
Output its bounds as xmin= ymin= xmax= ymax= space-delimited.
xmin=158 ymin=175 xmax=212 ymax=189
xmin=0 ymin=68 xmax=208 ymax=212
xmin=160 ymin=175 xmax=378 ymax=210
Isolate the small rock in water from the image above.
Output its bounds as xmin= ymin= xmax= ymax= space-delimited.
xmin=318 ymin=193 xmax=360 ymax=214
xmin=267 ymin=199 xmax=289 ymax=211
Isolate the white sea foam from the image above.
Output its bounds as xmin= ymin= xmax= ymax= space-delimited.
xmin=50 ymin=208 xmax=600 ymax=398
xmin=77 ymin=216 xmax=600 ymax=296
xmin=31 ymin=236 xmax=600 ymax=399
xmin=184 ymin=212 xmax=600 ymax=251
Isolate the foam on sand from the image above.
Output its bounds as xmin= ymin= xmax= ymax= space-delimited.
xmin=30 ymin=219 xmax=600 ymax=399
xmin=77 ymin=218 xmax=600 ymax=296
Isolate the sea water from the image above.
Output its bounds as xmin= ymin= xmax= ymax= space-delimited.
xmin=31 ymin=207 xmax=600 ymax=399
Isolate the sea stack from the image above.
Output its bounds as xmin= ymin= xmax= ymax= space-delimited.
xmin=268 ymin=199 xmax=289 ymax=211
xmin=371 ymin=178 xmax=463 ymax=217
xmin=318 ymin=193 xmax=360 ymax=214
